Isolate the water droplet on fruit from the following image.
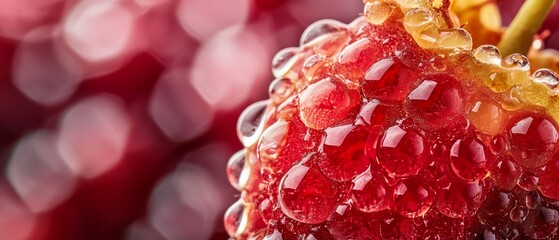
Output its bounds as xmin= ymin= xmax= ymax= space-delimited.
xmin=237 ymin=100 xmax=270 ymax=147
xmin=403 ymin=7 xmax=434 ymax=29
xmin=418 ymin=25 xmax=440 ymax=43
xmin=319 ymin=124 xmax=370 ymax=181
xmin=377 ymin=125 xmax=428 ymax=177
xmin=227 ymin=149 xmax=250 ymax=191
xmin=510 ymin=205 xmax=528 ymax=222
xmin=358 ymin=99 xmax=388 ymax=127
xmin=507 ymin=115 xmax=559 ymax=168
xmin=258 ymin=120 xmax=289 ymax=171
xmin=405 ymin=76 xmax=465 ymax=129
xmin=525 ymin=191 xmax=541 ymax=209
xmin=299 ymin=77 xmax=360 ymax=130
xmin=518 ymin=171 xmax=539 ymax=191
xmin=532 ymin=68 xmax=559 ymax=89
xmin=473 ymin=45 xmax=502 ymax=65
xmin=364 ymin=0 xmax=392 ymax=25
xmin=393 ymin=178 xmax=434 ymax=218
xmin=503 ymin=54 xmax=530 ymax=71
xmin=364 ymin=58 xmax=419 ymax=102
xmin=478 ymin=191 xmax=514 ymax=222
xmin=352 ymin=169 xmax=390 ymax=212
xmin=272 ymin=47 xmax=299 ymax=79
xmin=300 ymin=20 xmax=350 ymax=56
xmin=491 ymin=156 xmax=520 ymax=190
xmin=302 ymin=54 xmax=327 ymax=81
xmin=269 ymin=78 xmax=295 ymax=104
xmin=435 ymin=28 xmax=473 ymax=51
xmin=224 ymin=199 xmax=247 ymax=237
xmin=468 ymin=100 xmax=507 ymax=135
xmin=450 ymin=137 xmax=491 ymax=181
xmin=436 ymin=180 xmax=486 ymax=218
xmin=278 ymin=165 xmax=338 ymax=224
xmin=523 ymin=206 xmax=559 ymax=239
xmin=539 ymin=157 xmax=559 ymax=200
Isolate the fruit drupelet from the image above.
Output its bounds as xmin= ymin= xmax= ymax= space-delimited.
xmin=225 ymin=0 xmax=559 ymax=239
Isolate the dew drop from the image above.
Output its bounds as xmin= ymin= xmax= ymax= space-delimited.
xmin=507 ymin=115 xmax=559 ymax=168
xmin=403 ymin=7 xmax=434 ymax=30
xmin=269 ymin=78 xmax=294 ymax=104
xmin=510 ymin=205 xmax=528 ymax=222
xmin=278 ymin=165 xmax=337 ymax=224
xmin=272 ymin=47 xmax=299 ymax=79
xmin=299 ymin=77 xmax=360 ymax=130
xmin=503 ymin=54 xmax=530 ymax=71
xmin=364 ymin=0 xmax=392 ymax=25
xmin=352 ymin=169 xmax=390 ymax=213
xmin=377 ymin=125 xmax=428 ymax=177
xmin=300 ymin=20 xmax=350 ymax=56
xmin=226 ymin=149 xmax=250 ymax=191
xmin=302 ymin=54 xmax=327 ymax=81
xmin=449 ymin=137 xmax=490 ymax=181
xmin=224 ymin=199 xmax=247 ymax=237
xmin=532 ymin=68 xmax=559 ymax=89
xmin=473 ymin=45 xmax=502 ymax=65
xmin=258 ymin=120 xmax=289 ymax=171
xmin=237 ymin=100 xmax=270 ymax=147
xmin=435 ymin=28 xmax=473 ymax=51
xmin=393 ymin=178 xmax=434 ymax=218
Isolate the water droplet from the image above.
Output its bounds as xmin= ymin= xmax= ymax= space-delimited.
xmin=269 ymin=78 xmax=294 ymax=104
xmin=532 ymin=68 xmax=559 ymax=89
xmin=418 ymin=25 xmax=439 ymax=43
xmin=224 ymin=199 xmax=247 ymax=237
xmin=364 ymin=0 xmax=392 ymax=25
xmin=490 ymin=156 xmax=520 ymax=190
xmin=510 ymin=205 xmax=527 ymax=222
xmin=299 ymin=77 xmax=360 ymax=130
xmin=258 ymin=120 xmax=289 ymax=171
xmin=237 ymin=100 xmax=270 ymax=147
xmin=403 ymin=8 xmax=435 ymax=32
xmin=503 ymin=54 xmax=530 ymax=71
xmin=525 ymin=191 xmax=541 ymax=209
xmin=523 ymin=206 xmax=559 ymax=239
xmin=436 ymin=180 xmax=486 ymax=218
xmin=319 ymin=124 xmax=370 ymax=181
xmin=393 ymin=178 xmax=434 ymax=218
xmin=539 ymin=157 xmax=559 ymax=200
xmin=272 ymin=47 xmax=299 ymax=79
xmin=302 ymin=54 xmax=327 ymax=81
xmin=352 ymin=169 xmax=390 ymax=212
xmin=468 ymin=100 xmax=507 ymax=135
xmin=435 ymin=28 xmax=473 ymax=51
xmin=507 ymin=115 xmax=559 ymax=168
xmin=473 ymin=45 xmax=502 ymax=65
xmin=518 ymin=171 xmax=539 ymax=191
xmin=478 ymin=191 xmax=514 ymax=223
xmin=300 ymin=20 xmax=350 ymax=56
xmin=278 ymin=164 xmax=338 ymax=224
xmin=449 ymin=137 xmax=491 ymax=181
xmin=226 ymin=149 xmax=250 ymax=190
xmin=377 ymin=125 xmax=428 ymax=177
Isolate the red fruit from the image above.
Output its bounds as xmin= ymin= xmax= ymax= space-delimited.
xmin=225 ymin=0 xmax=559 ymax=239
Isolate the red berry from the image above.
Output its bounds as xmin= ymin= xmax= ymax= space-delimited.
xmin=225 ymin=1 xmax=559 ymax=238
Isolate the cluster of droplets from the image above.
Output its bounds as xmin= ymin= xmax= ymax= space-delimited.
xmin=225 ymin=0 xmax=559 ymax=239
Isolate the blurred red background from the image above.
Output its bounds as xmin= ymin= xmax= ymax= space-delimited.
xmin=0 ymin=0 xmax=556 ymax=239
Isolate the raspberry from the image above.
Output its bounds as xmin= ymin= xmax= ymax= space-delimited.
xmin=225 ymin=0 xmax=559 ymax=239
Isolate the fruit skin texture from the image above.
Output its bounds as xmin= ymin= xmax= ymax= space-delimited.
xmin=225 ymin=0 xmax=559 ymax=239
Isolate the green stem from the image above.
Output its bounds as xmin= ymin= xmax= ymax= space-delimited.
xmin=497 ymin=0 xmax=556 ymax=56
